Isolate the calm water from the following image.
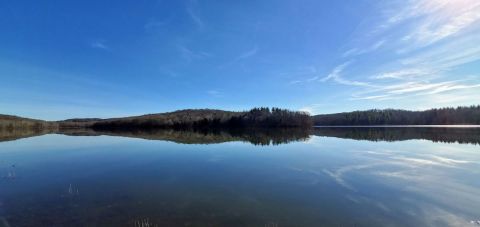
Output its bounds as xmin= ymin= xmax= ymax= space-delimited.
xmin=0 ymin=128 xmax=479 ymax=226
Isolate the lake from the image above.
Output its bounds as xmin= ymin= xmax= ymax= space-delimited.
xmin=0 ymin=127 xmax=479 ymax=226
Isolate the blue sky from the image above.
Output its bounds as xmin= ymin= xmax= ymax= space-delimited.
xmin=1 ymin=0 xmax=479 ymax=120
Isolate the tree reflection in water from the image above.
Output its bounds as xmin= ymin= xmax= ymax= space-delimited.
xmin=1 ymin=126 xmax=479 ymax=145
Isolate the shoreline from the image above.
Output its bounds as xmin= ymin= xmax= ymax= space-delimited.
xmin=314 ymin=125 xmax=480 ymax=128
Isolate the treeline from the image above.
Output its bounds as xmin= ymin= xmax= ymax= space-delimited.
xmin=313 ymin=106 xmax=480 ymax=125
xmin=313 ymin=127 xmax=480 ymax=145
xmin=225 ymin=107 xmax=312 ymax=128
xmin=61 ymin=127 xmax=311 ymax=146
xmin=0 ymin=114 xmax=58 ymax=142
xmin=2 ymin=105 xmax=478 ymax=131
xmin=91 ymin=109 xmax=241 ymax=129
xmin=92 ymin=107 xmax=312 ymax=130
xmin=0 ymin=114 xmax=57 ymax=131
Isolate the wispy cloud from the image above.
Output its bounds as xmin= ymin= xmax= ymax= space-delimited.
xmin=177 ymin=44 xmax=212 ymax=62
xmin=342 ymin=39 xmax=387 ymax=57
xmin=320 ymin=62 xmax=371 ymax=86
xmin=352 ymin=80 xmax=480 ymax=101
xmin=236 ymin=46 xmax=258 ymax=60
xmin=144 ymin=18 xmax=170 ymax=33
xmin=289 ymin=80 xmax=303 ymax=85
xmin=220 ymin=46 xmax=258 ymax=68
xmin=400 ymin=35 xmax=480 ymax=69
xmin=282 ymin=66 xmax=319 ymax=85
xmin=320 ymin=62 xmax=349 ymax=82
xmin=425 ymin=83 xmax=480 ymax=95
xmin=307 ymin=76 xmax=319 ymax=82
xmin=371 ymin=68 xmax=433 ymax=80
xmin=90 ymin=40 xmax=109 ymax=50
xmin=159 ymin=68 xmax=179 ymax=78
xmin=207 ymin=90 xmax=223 ymax=97
xmin=322 ymin=0 xmax=480 ymax=106
xmin=396 ymin=0 xmax=480 ymax=48
xmin=288 ymin=62 xmax=370 ymax=86
xmin=186 ymin=0 xmax=204 ymax=29
xmin=351 ymin=94 xmax=393 ymax=101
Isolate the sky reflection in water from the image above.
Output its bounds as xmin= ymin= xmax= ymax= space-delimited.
xmin=0 ymin=130 xmax=479 ymax=227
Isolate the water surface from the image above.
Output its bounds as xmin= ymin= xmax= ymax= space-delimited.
xmin=0 ymin=128 xmax=479 ymax=226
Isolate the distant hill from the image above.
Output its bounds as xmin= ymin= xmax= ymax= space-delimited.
xmin=1 ymin=105 xmax=479 ymax=131
xmin=90 ymin=108 xmax=312 ymax=129
xmin=0 ymin=114 xmax=58 ymax=142
xmin=313 ymin=106 xmax=480 ymax=126
xmin=0 ymin=114 xmax=57 ymax=130
xmin=1 ymin=108 xmax=312 ymax=130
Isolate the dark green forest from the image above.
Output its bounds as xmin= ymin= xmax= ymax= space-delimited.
xmin=313 ymin=105 xmax=480 ymax=125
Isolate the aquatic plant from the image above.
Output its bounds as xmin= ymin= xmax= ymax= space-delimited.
xmin=67 ymin=183 xmax=79 ymax=196
xmin=132 ymin=218 xmax=158 ymax=227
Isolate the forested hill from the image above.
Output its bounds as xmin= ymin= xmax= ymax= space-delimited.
xmin=2 ymin=106 xmax=479 ymax=130
xmin=313 ymin=106 xmax=480 ymax=126
xmin=91 ymin=108 xmax=312 ymax=129
xmin=1 ymin=108 xmax=312 ymax=130
xmin=0 ymin=114 xmax=57 ymax=130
